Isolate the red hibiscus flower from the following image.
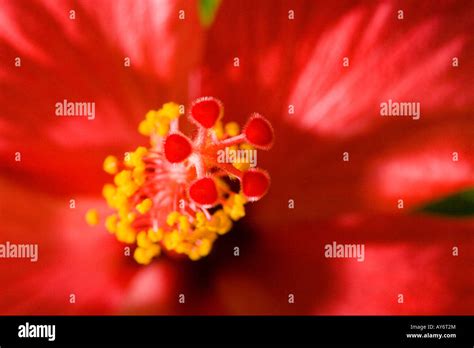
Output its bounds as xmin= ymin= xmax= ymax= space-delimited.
xmin=0 ymin=0 xmax=473 ymax=315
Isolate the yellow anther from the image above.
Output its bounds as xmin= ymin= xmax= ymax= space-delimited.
xmin=110 ymin=192 xmax=128 ymax=210
xmin=137 ymin=231 xmax=152 ymax=248
xmin=145 ymin=110 xmax=159 ymax=122
xmin=148 ymin=228 xmax=163 ymax=242
xmin=156 ymin=120 xmax=170 ymax=136
xmin=195 ymin=211 xmax=207 ymax=228
xmin=209 ymin=210 xmax=232 ymax=234
xmin=163 ymin=230 xmax=180 ymax=250
xmin=224 ymin=194 xmax=247 ymax=221
xmin=85 ymin=209 xmax=99 ymax=226
xmin=136 ymin=198 xmax=153 ymax=214
xmin=148 ymin=244 xmax=161 ymax=257
xmin=118 ymin=181 xmax=138 ymax=198
xmin=229 ymin=205 xmax=245 ymax=221
xmin=118 ymin=206 xmax=130 ymax=220
xmin=175 ymin=242 xmax=186 ymax=254
xmin=166 ymin=211 xmax=181 ymax=226
xmin=177 ymin=241 xmax=194 ymax=254
xmin=213 ymin=120 xmax=224 ymax=139
xmin=134 ymin=247 xmax=153 ymax=265
xmin=103 ymin=155 xmax=119 ymax=175
xmin=105 ymin=214 xmax=118 ymax=233
xmin=138 ymin=120 xmax=153 ymax=136
xmin=132 ymin=146 xmax=148 ymax=165
xmin=116 ymin=221 xmax=136 ymax=244
xmin=132 ymin=167 xmax=146 ymax=186
xmin=116 ymin=219 xmax=127 ymax=231
xmin=138 ymin=119 xmax=154 ymax=136
xmin=178 ymin=215 xmax=190 ymax=233
xmin=207 ymin=231 xmax=218 ymax=243
xmin=135 ymin=146 xmax=148 ymax=157
xmin=197 ymin=239 xmax=212 ymax=256
xmin=215 ymin=178 xmax=230 ymax=193
xmin=188 ymin=248 xmax=201 ymax=261
xmin=233 ymin=161 xmax=250 ymax=171
xmin=125 ymin=231 xmax=136 ymax=244
xmin=240 ymin=143 xmax=254 ymax=151
xmin=102 ymin=183 xmax=116 ymax=199
xmin=234 ymin=193 xmax=247 ymax=205
xmin=114 ymin=170 xmax=132 ymax=186
xmin=123 ymin=152 xmax=132 ymax=167
xmin=125 ymin=146 xmax=148 ymax=168
xmin=225 ymin=122 xmax=240 ymax=137
xmin=132 ymin=163 xmax=145 ymax=176
xmin=102 ymin=184 xmax=117 ymax=207
xmin=126 ymin=212 xmax=136 ymax=223
xmin=158 ymin=102 xmax=180 ymax=120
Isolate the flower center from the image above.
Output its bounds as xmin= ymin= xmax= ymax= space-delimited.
xmin=86 ymin=97 xmax=274 ymax=264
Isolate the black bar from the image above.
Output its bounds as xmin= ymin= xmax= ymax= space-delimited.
xmin=0 ymin=316 xmax=473 ymax=346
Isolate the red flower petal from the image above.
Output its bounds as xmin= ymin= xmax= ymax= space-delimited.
xmin=214 ymin=215 xmax=474 ymax=314
xmin=0 ymin=175 xmax=181 ymax=314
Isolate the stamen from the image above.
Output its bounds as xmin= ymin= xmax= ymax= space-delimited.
xmin=86 ymin=98 xmax=273 ymax=263
xmin=103 ymin=155 xmax=119 ymax=175
xmin=85 ymin=209 xmax=99 ymax=226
